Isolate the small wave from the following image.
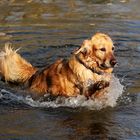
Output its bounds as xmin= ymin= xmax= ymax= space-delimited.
xmin=0 ymin=75 xmax=124 ymax=110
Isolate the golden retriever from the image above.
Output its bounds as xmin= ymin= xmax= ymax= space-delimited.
xmin=0 ymin=33 xmax=116 ymax=99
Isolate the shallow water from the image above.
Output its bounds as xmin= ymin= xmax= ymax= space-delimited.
xmin=0 ymin=0 xmax=140 ymax=139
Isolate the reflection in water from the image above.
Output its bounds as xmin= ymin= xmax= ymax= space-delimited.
xmin=60 ymin=110 xmax=113 ymax=139
xmin=0 ymin=0 xmax=140 ymax=140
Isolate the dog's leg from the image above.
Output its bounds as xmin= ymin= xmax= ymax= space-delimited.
xmin=85 ymin=80 xmax=109 ymax=98
xmin=94 ymin=80 xmax=109 ymax=90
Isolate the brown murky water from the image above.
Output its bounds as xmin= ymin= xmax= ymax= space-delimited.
xmin=0 ymin=0 xmax=140 ymax=139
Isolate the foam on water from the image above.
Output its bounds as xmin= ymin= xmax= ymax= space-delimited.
xmin=0 ymin=75 xmax=124 ymax=110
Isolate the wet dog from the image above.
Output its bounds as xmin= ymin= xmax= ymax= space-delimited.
xmin=0 ymin=33 xmax=116 ymax=99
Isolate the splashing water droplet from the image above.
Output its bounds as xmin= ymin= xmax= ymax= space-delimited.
xmin=0 ymin=75 xmax=124 ymax=110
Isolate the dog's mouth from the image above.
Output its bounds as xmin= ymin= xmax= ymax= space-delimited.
xmin=99 ymin=63 xmax=111 ymax=70
xmin=98 ymin=60 xmax=117 ymax=70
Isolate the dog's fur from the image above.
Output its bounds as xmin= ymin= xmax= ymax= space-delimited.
xmin=0 ymin=33 xmax=116 ymax=99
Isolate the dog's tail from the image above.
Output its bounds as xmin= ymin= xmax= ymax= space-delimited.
xmin=0 ymin=43 xmax=37 ymax=83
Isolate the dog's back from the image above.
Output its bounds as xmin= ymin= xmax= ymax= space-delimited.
xmin=28 ymin=59 xmax=80 ymax=96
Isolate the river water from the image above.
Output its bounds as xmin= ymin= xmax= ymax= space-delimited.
xmin=0 ymin=0 xmax=140 ymax=139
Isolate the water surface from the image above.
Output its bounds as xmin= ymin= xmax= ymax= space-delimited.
xmin=0 ymin=0 xmax=140 ymax=139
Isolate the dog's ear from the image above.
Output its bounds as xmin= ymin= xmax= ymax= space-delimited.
xmin=74 ymin=40 xmax=91 ymax=55
xmin=74 ymin=47 xmax=87 ymax=55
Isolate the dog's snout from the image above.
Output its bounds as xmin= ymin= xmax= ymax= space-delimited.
xmin=110 ymin=59 xmax=117 ymax=67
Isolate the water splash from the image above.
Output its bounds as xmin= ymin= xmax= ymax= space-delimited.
xmin=0 ymin=75 xmax=124 ymax=110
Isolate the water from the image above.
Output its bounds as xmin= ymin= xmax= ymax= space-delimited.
xmin=0 ymin=0 xmax=140 ymax=139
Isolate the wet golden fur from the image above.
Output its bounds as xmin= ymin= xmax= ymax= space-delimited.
xmin=0 ymin=33 xmax=116 ymax=99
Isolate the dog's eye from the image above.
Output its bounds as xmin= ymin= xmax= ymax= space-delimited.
xmin=112 ymin=47 xmax=115 ymax=51
xmin=100 ymin=48 xmax=106 ymax=52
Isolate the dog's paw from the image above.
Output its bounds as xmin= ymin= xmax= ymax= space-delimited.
xmin=84 ymin=80 xmax=109 ymax=98
xmin=95 ymin=80 xmax=109 ymax=90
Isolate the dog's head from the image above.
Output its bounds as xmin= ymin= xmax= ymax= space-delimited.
xmin=74 ymin=33 xmax=116 ymax=73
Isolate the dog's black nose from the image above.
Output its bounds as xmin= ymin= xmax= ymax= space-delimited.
xmin=110 ymin=59 xmax=117 ymax=67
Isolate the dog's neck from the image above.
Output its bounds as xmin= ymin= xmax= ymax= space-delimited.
xmin=75 ymin=54 xmax=103 ymax=75
xmin=68 ymin=55 xmax=103 ymax=83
